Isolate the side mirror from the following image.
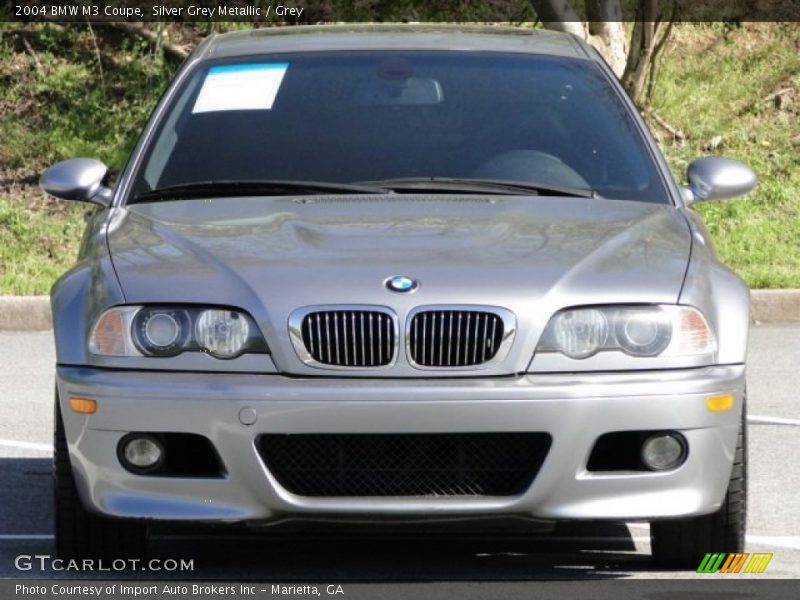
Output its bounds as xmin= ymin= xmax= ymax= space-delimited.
xmin=39 ymin=158 xmax=112 ymax=206
xmin=684 ymin=157 xmax=756 ymax=205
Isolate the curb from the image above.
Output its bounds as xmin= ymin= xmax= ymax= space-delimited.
xmin=1 ymin=291 xmax=799 ymax=331
xmin=749 ymin=289 xmax=800 ymax=324
xmin=0 ymin=296 xmax=52 ymax=331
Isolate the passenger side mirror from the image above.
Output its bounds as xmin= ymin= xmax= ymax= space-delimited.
xmin=40 ymin=158 xmax=112 ymax=206
xmin=684 ymin=157 xmax=756 ymax=205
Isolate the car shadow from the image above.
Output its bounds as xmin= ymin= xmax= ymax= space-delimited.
xmin=0 ymin=458 xmax=657 ymax=580
xmin=148 ymin=521 xmax=652 ymax=580
xmin=0 ymin=457 xmax=53 ymax=535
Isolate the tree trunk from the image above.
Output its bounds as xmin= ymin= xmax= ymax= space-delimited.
xmin=584 ymin=0 xmax=627 ymax=77
xmin=530 ymin=0 xmax=586 ymax=38
xmin=533 ymin=0 xmax=673 ymax=107
xmin=533 ymin=0 xmax=627 ymax=78
xmin=621 ymin=0 xmax=659 ymax=106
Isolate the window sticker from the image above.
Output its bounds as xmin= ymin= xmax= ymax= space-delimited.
xmin=192 ymin=63 xmax=288 ymax=113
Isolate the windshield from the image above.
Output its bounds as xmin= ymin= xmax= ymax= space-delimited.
xmin=130 ymin=51 xmax=669 ymax=204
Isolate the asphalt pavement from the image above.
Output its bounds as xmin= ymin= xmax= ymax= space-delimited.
xmin=0 ymin=326 xmax=798 ymax=581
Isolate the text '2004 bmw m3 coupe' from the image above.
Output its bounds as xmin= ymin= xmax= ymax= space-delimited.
xmin=41 ymin=25 xmax=756 ymax=568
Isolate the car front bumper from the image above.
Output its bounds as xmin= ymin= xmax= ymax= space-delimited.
xmin=56 ymin=364 xmax=745 ymax=525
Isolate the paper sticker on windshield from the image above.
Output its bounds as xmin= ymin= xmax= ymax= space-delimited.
xmin=192 ymin=63 xmax=288 ymax=113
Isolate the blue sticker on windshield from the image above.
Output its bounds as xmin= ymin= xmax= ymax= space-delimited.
xmin=193 ymin=63 xmax=288 ymax=113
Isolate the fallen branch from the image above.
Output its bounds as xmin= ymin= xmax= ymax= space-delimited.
xmin=645 ymin=108 xmax=686 ymax=142
xmin=20 ymin=35 xmax=43 ymax=71
xmin=86 ymin=23 xmax=106 ymax=96
xmin=0 ymin=173 xmax=40 ymax=187
xmin=37 ymin=18 xmax=188 ymax=60
xmin=735 ymin=87 xmax=794 ymax=116
xmin=94 ymin=22 xmax=189 ymax=60
xmin=759 ymin=88 xmax=792 ymax=104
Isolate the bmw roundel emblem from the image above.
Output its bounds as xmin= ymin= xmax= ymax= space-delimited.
xmin=386 ymin=276 xmax=419 ymax=293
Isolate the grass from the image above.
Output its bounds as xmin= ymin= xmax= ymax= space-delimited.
xmin=0 ymin=22 xmax=174 ymax=295
xmin=0 ymin=22 xmax=798 ymax=294
xmin=651 ymin=23 xmax=800 ymax=288
xmin=0 ymin=198 xmax=85 ymax=295
xmin=0 ymin=23 xmax=174 ymax=172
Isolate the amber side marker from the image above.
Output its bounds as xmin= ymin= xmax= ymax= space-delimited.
xmin=69 ymin=397 xmax=97 ymax=414
xmin=706 ymin=394 xmax=735 ymax=412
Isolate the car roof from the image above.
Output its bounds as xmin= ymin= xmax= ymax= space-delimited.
xmin=199 ymin=24 xmax=594 ymax=62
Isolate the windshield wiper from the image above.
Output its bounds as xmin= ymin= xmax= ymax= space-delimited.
xmin=355 ymin=177 xmax=597 ymax=198
xmin=132 ymin=180 xmax=391 ymax=202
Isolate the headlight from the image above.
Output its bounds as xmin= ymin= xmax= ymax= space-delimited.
xmin=89 ymin=305 xmax=268 ymax=359
xmin=195 ymin=309 xmax=250 ymax=359
xmin=132 ymin=307 xmax=190 ymax=357
xmin=550 ymin=308 xmax=609 ymax=359
xmin=537 ymin=305 xmax=713 ymax=359
xmin=613 ymin=307 xmax=672 ymax=357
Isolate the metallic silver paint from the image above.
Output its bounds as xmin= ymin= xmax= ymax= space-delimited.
xmin=202 ymin=25 xmax=592 ymax=62
xmin=40 ymin=158 xmax=111 ymax=205
xmin=56 ymin=364 xmax=744 ymax=522
xmin=99 ymin=196 xmax=695 ymax=377
xmin=678 ymin=209 xmax=750 ymax=365
xmin=46 ymin=26 xmax=755 ymax=527
xmin=686 ymin=157 xmax=757 ymax=203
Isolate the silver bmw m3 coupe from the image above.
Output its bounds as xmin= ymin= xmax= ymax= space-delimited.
xmin=41 ymin=25 xmax=756 ymax=567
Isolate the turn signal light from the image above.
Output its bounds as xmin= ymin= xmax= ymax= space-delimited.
xmin=89 ymin=309 xmax=127 ymax=355
xmin=69 ymin=397 xmax=97 ymax=414
xmin=706 ymin=394 xmax=735 ymax=412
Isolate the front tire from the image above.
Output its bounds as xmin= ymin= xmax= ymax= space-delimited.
xmin=54 ymin=395 xmax=148 ymax=560
xmin=650 ymin=400 xmax=747 ymax=568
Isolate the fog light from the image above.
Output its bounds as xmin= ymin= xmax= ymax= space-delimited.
xmin=119 ymin=434 xmax=164 ymax=472
xmin=641 ymin=432 xmax=686 ymax=471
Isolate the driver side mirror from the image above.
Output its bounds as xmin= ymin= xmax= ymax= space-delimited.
xmin=39 ymin=158 xmax=112 ymax=206
xmin=683 ymin=157 xmax=756 ymax=205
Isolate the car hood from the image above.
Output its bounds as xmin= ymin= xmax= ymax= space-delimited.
xmin=107 ymin=195 xmax=691 ymax=374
